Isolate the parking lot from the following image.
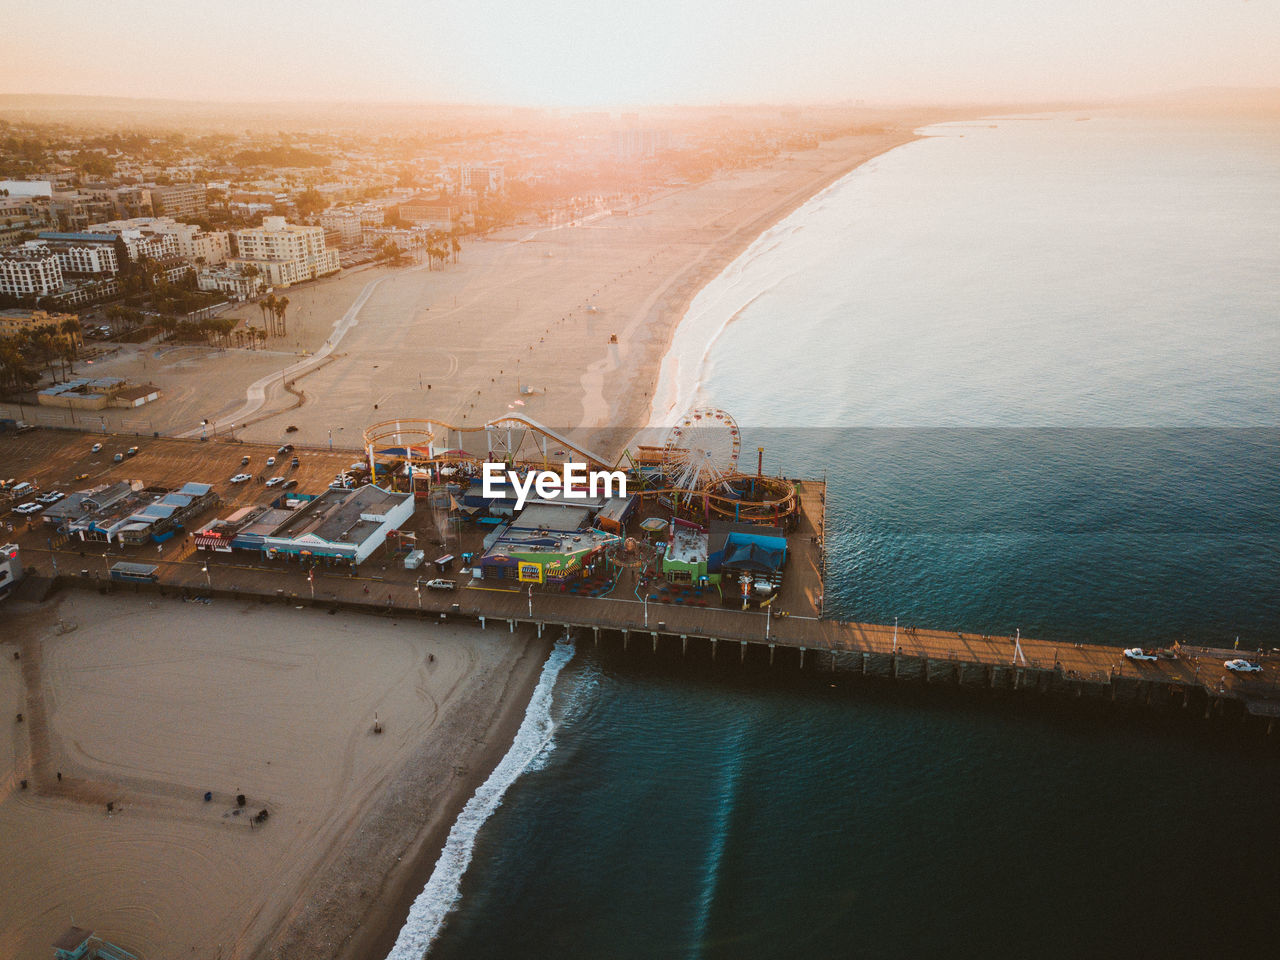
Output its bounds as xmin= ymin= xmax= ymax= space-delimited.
xmin=1 ymin=427 xmax=364 ymax=536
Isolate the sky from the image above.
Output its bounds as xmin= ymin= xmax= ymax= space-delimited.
xmin=2 ymin=0 xmax=1278 ymax=106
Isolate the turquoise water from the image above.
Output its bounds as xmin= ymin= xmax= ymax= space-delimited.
xmin=419 ymin=112 xmax=1280 ymax=958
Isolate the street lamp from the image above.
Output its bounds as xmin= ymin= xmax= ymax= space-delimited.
xmin=527 ymin=585 xmax=533 ymax=617
xmin=202 ymin=563 xmax=211 ymax=590
xmin=415 ymin=582 xmax=422 ymax=610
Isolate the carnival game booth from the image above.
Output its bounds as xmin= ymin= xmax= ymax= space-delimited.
xmin=708 ymin=521 xmax=788 ymax=607
xmin=478 ymin=501 xmax=619 ymax=585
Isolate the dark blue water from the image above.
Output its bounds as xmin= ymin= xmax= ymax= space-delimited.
xmin=420 ymin=115 xmax=1280 ymax=958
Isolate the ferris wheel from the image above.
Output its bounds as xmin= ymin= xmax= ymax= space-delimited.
xmin=661 ymin=407 xmax=741 ymax=494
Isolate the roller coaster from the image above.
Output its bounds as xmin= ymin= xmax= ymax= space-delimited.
xmin=361 ymin=407 xmax=800 ymax=525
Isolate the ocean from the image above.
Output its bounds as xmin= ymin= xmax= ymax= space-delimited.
xmin=396 ymin=111 xmax=1280 ymax=958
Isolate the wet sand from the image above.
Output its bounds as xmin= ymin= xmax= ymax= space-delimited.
xmin=0 ymin=591 xmax=550 ymax=960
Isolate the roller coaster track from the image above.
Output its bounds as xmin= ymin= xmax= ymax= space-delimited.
xmin=363 ymin=414 xmax=615 ymax=469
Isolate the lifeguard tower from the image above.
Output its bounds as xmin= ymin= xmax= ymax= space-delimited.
xmin=52 ymin=927 xmax=139 ymax=960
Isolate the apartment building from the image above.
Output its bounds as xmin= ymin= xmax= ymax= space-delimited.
xmin=319 ymin=210 xmax=363 ymax=247
xmin=50 ymin=193 xmax=116 ymax=232
xmin=89 ymin=217 xmax=231 ymax=265
xmin=0 ymin=248 xmax=62 ymax=298
xmin=0 ymin=196 xmax=57 ymax=248
xmin=459 ymin=164 xmax=505 ymax=195
xmin=230 ymin=216 xmax=339 ymax=287
xmin=32 ymin=233 xmax=121 ymax=276
xmin=148 ymin=183 xmax=208 ymax=220
xmin=399 ymin=195 xmax=471 ymax=231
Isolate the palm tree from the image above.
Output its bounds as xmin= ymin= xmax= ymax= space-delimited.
xmin=0 ymin=341 xmax=30 ymax=391
xmin=258 ymin=293 xmax=273 ymax=332
xmin=272 ymin=295 xmax=289 ymax=337
xmin=450 ymin=229 xmax=461 ymax=264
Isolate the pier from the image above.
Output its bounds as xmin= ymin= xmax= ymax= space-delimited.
xmin=7 ymin=430 xmax=1280 ymax=731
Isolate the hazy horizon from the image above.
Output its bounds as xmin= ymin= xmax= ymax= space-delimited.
xmin=3 ymin=0 xmax=1278 ymax=108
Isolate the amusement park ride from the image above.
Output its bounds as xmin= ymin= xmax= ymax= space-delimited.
xmin=361 ymin=406 xmax=801 ymax=526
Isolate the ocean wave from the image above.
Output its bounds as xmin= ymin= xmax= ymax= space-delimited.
xmin=686 ymin=720 xmax=749 ymax=958
xmin=384 ymin=637 xmax=577 ymax=959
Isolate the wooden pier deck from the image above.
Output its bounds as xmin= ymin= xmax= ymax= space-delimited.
xmin=7 ymin=430 xmax=1280 ymax=728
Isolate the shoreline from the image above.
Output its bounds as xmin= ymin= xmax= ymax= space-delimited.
xmin=578 ymin=127 xmax=937 ymax=454
xmin=343 ymin=127 xmax=943 ymax=960
xmin=640 ymin=134 xmax=928 ymax=429
xmin=316 ymin=628 xmax=555 ymax=960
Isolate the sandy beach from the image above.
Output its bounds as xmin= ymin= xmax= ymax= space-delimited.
xmin=0 ymin=108 xmax=969 ymax=960
xmin=0 ymin=591 xmax=551 ymax=960
xmin=0 ymin=111 xmax=956 ymax=460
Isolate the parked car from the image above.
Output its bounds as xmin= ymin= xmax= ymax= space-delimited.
xmin=266 ymin=457 xmax=276 ymax=467
xmin=241 ymin=455 xmax=251 ymax=466
xmin=1225 ymin=659 xmax=1263 ymax=674
xmin=91 ymin=442 xmax=103 ymax=453
xmin=290 ymin=456 xmax=300 ymax=468
xmin=113 ymin=453 xmax=124 ymax=463
xmin=126 ymin=446 xmax=139 ymax=457
xmin=266 ymin=477 xmax=284 ymax=487
xmin=37 ymin=492 xmax=65 ymax=504
xmin=229 ymin=473 xmax=252 ymax=484
xmin=424 ymin=579 xmax=456 ymax=591
xmin=1123 ymin=648 xmax=1158 ymax=662
xmin=14 ymin=502 xmax=43 ymax=515
xmin=282 ymin=479 xmax=299 ymax=490
xmin=277 ymin=444 xmax=294 ymax=454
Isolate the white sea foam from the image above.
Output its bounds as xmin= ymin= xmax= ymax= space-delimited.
xmin=384 ymin=637 xmax=576 ymax=959
xmin=647 ymin=171 xmax=867 ymax=429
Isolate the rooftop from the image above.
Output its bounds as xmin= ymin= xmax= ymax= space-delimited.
xmin=269 ymin=483 xmax=409 ymax=545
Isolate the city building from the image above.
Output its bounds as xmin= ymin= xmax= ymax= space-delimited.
xmin=197 ymin=265 xmax=259 ymax=300
xmin=398 ymin=195 xmax=468 ymax=231
xmin=89 ymin=217 xmax=231 ymax=264
xmin=230 ymin=216 xmax=339 ymax=286
xmin=319 ymin=210 xmax=364 ymax=247
xmin=31 ymin=233 xmax=122 ymax=276
xmin=59 ymin=480 xmax=215 ymax=545
xmin=38 ymin=377 xmax=160 ymax=410
xmin=196 ymin=484 xmax=414 ymax=565
xmin=84 ymin=184 xmax=152 ymax=220
xmin=0 ymin=196 xmax=57 ymax=248
xmin=49 ymin=192 xmax=116 ymax=232
xmin=49 ymin=277 xmax=120 ymax=307
xmin=148 ymin=183 xmax=208 ymax=220
xmin=459 ymin=164 xmax=505 ymax=196
xmin=0 ymin=180 xmax=53 ymax=198
xmin=614 ymin=128 xmax=671 ymax=159
xmin=0 ymin=247 xmax=62 ymax=298
xmin=0 ymin=308 xmax=77 ymax=342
